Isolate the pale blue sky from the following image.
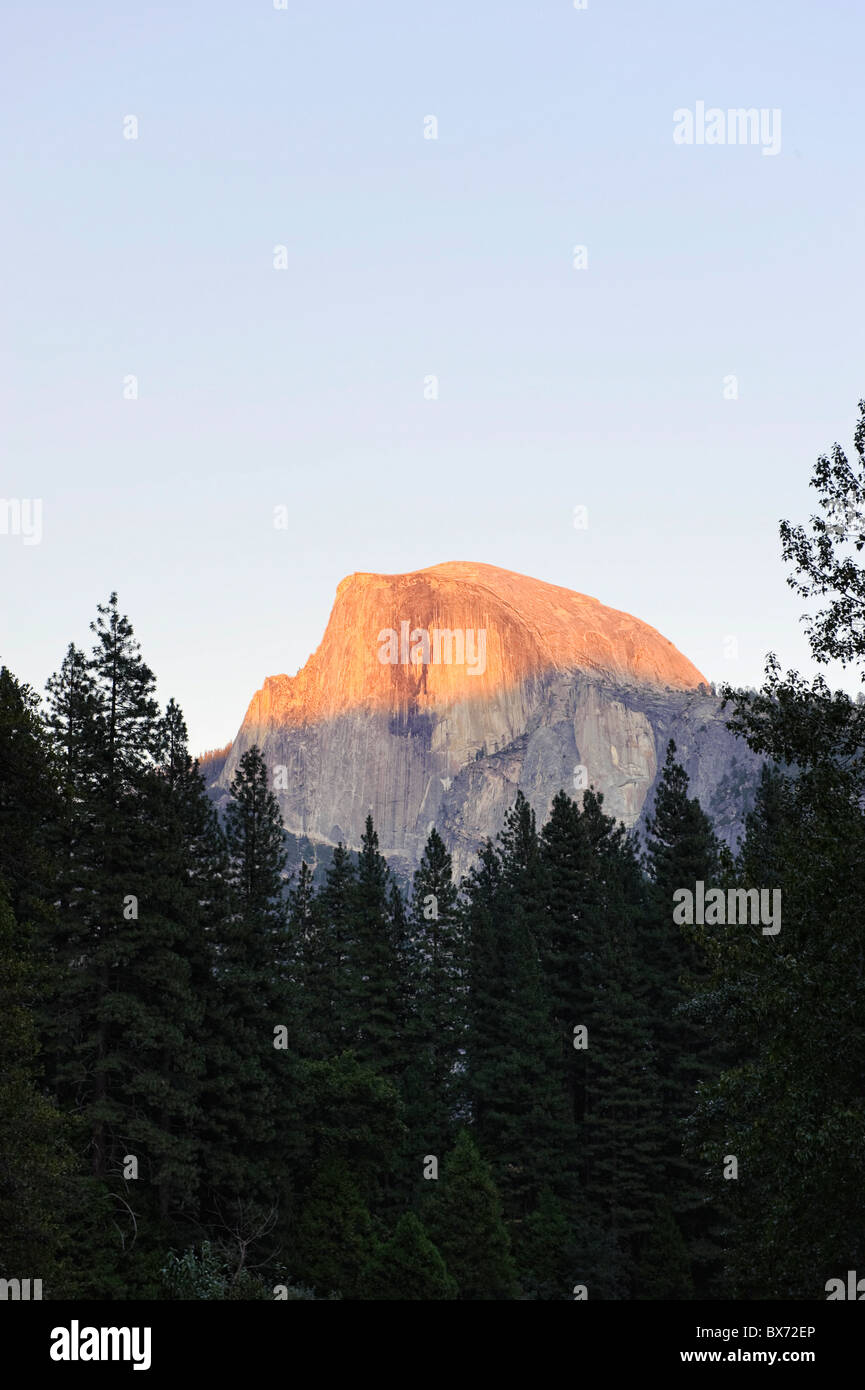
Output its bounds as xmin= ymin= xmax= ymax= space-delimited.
xmin=2 ymin=1 xmax=864 ymax=752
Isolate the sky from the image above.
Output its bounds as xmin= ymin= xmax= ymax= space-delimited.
xmin=2 ymin=0 xmax=864 ymax=753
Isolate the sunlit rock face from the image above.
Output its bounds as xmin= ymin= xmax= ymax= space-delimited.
xmin=216 ymin=563 xmax=755 ymax=878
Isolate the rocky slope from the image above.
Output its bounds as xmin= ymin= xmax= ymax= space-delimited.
xmin=213 ymin=563 xmax=759 ymax=879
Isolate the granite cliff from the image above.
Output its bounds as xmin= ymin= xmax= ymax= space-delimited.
xmin=213 ymin=563 xmax=759 ymax=879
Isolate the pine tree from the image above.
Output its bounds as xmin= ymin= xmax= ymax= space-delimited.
xmin=404 ymin=828 xmax=465 ymax=1156
xmin=345 ymin=815 xmax=402 ymax=1077
xmin=538 ymin=790 xmax=587 ymax=1129
xmin=424 ymin=1128 xmax=516 ymax=1300
xmin=287 ymin=860 xmax=318 ymax=1056
xmin=463 ymin=797 xmax=570 ymax=1217
xmin=42 ymin=598 xmax=163 ymax=1193
xmin=690 ymin=732 xmax=865 ymax=1296
xmin=642 ymin=740 xmax=723 ymax=1292
xmin=514 ymin=1188 xmax=575 ymax=1301
xmin=41 ymin=603 xmax=235 ymax=1272
xmin=205 ymin=746 xmax=296 ymax=1217
xmin=292 ymin=1052 xmax=406 ymax=1210
xmin=0 ymin=665 xmax=58 ymax=928
xmin=635 ymin=1197 xmax=694 ymax=1299
xmin=0 ymin=884 xmax=77 ymax=1291
xmin=293 ymin=1158 xmax=375 ymax=1299
xmin=361 ymin=1212 xmax=457 ymax=1301
xmin=540 ymin=788 xmax=662 ymax=1292
xmin=304 ymin=843 xmax=356 ymax=1057
xmin=125 ymin=699 xmax=218 ymax=1220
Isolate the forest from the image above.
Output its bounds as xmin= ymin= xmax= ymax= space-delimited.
xmin=3 ymin=406 xmax=865 ymax=1300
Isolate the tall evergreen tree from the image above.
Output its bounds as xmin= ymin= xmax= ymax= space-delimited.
xmin=361 ymin=1212 xmax=457 ymax=1301
xmin=204 ymin=745 xmax=296 ymax=1221
xmin=463 ymin=797 xmax=570 ymax=1217
xmin=345 ymin=815 xmax=403 ymax=1078
xmin=293 ymin=1157 xmax=375 ymax=1300
xmin=404 ymin=828 xmax=465 ymax=1155
xmin=126 ymin=699 xmax=220 ymax=1220
xmin=304 ymin=842 xmax=356 ymax=1057
xmin=0 ymin=884 xmax=77 ymax=1291
xmin=642 ymin=740 xmax=723 ymax=1281
xmin=286 ymin=859 xmax=318 ymax=1056
xmin=0 ymin=665 xmax=58 ymax=928
xmin=42 ymin=597 xmax=163 ymax=1192
xmin=540 ymin=788 xmax=662 ymax=1292
xmin=424 ymin=1128 xmax=516 ymax=1300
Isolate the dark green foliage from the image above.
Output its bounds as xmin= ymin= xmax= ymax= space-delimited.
xmin=302 ymin=842 xmax=356 ymax=1057
xmin=463 ymin=797 xmax=571 ymax=1216
xmin=360 ymin=1213 xmax=457 ymax=1301
xmin=690 ymin=402 xmax=865 ymax=1297
xmin=41 ymin=597 xmax=217 ymax=1270
xmin=403 ymin=828 xmax=465 ymax=1155
xmin=345 ymin=815 xmax=404 ymax=1077
xmin=635 ymin=1198 xmax=694 ymax=1300
xmin=641 ymin=741 xmax=723 ymax=1290
xmin=204 ymin=745 xmax=297 ymax=1216
xmin=540 ymin=787 xmax=662 ymax=1277
xmin=159 ymin=1243 xmax=279 ymax=1300
xmin=514 ymin=1189 xmax=574 ymax=1301
xmin=9 ymin=441 xmax=865 ymax=1305
xmin=688 ymin=740 xmax=865 ymax=1296
xmin=779 ymin=396 xmax=865 ymax=670
xmin=292 ymin=1052 xmax=405 ymax=1208
xmin=0 ymin=886 xmax=77 ymax=1291
xmin=0 ymin=666 xmax=58 ymax=927
xmin=424 ymin=1128 xmax=516 ymax=1300
xmin=293 ymin=1158 xmax=375 ymax=1299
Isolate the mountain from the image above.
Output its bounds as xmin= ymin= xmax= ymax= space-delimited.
xmin=211 ymin=562 xmax=759 ymax=879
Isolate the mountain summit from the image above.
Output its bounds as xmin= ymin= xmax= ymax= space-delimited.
xmin=216 ymin=563 xmax=750 ymax=878
xmin=238 ymin=562 xmax=708 ymax=733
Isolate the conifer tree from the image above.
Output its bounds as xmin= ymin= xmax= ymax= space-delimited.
xmin=345 ymin=815 xmax=402 ymax=1077
xmin=303 ymin=842 xmax=356 ymax=1056
xmin=463 ymin=798 xmax=570 ymax=1216
xmin=540 ymin=788 xmax=662 ymax=1289
xmin=286 ymin=860 xmax=318 ymax=1056
xmin=361 ymin=1212 xmax=457 ymax=1301
xmin=127 ymin=699 xmax=220 ymax=1220
xmin=635 ymin=1197 xmax=694 ymax=1299
xmin=42 ymin=598 xmax=162 ymax=1193
xmin=423 ymin=1128 xmax=516 ymax=1300
xmin=0 ymin=885 xmax=76 ymax=1291
xmin=642 ymin=740 xmax=723 ymax=1292
xmin=0 ymin=665 xmax=58 ymax=927
xmin=404 ymin=828 xmax=465 ymax=1154
xmin=514 ymin=1188 xmax=575 ymax=1301
xmin=205 ymin=745 xmax=296 ymax=1216
xmin=293 ymin=1157 xmax=375 ymax=1299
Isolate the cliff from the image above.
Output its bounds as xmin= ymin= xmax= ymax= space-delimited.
xmin=215 ymin=563 xmax=756 ymax=878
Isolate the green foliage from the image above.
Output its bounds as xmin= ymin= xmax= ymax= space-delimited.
xmin=10 ymin=452 xmax=865 ymax=1305
xmin=463 ymin=798 xmax=571 ymax=1217
xmin=344 ymin=816 xmax=405 ymax=1077
xmin=0 ymin=665 xmax=58 ymax=928
xmin=293 ymin=1158 xmax=375 ymax=1299
xmin=641 ymin=741 xmax=724 ymax=1291
xmin=424 ymin=1129 xmax=516 ymax=1299
xmin=779 ymin=396 xmax=865 ymax=670
xmin=0 ymin=885 xmax=77 ymax=1291
xmin=360 ymin=1213 xmax=457 ymax=1301
xmin=514 ymin=1189 xmax=574 ymax=1300
xmin=403 ymin=828 xmax=466 ymax=1155
xmin=159 ymin=1242 xmax=277 ymax=1300
xmin=635 ymin=1199 xmax=694 ymax=1300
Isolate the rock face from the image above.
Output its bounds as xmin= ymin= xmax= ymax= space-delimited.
xmin=215 ymin=563 xmax=760 ymax=879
